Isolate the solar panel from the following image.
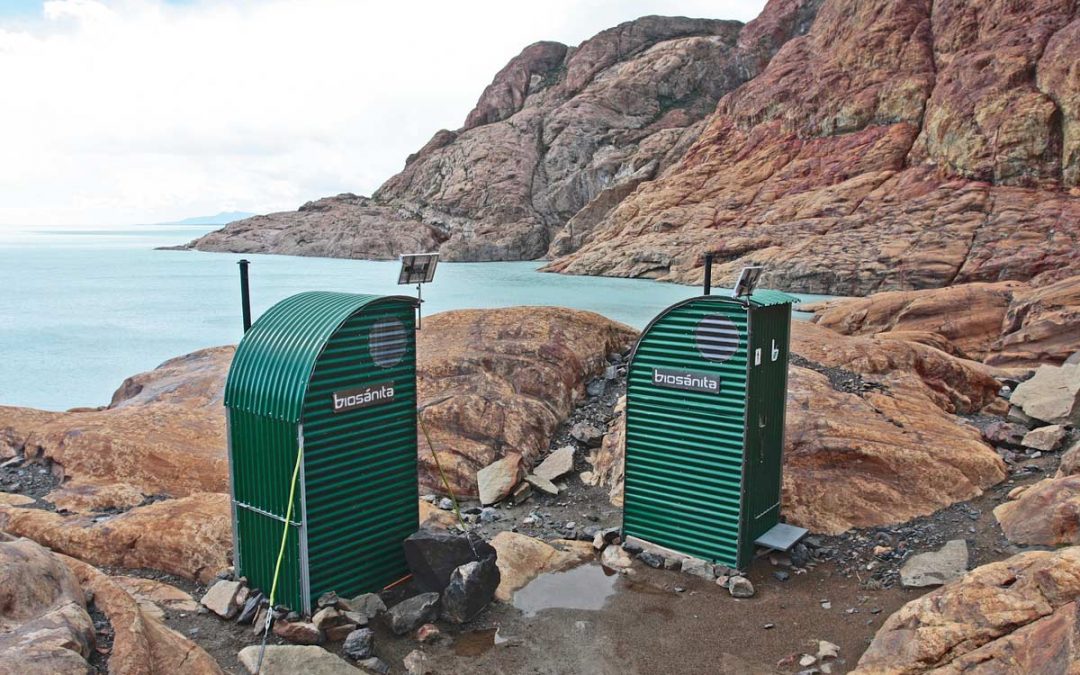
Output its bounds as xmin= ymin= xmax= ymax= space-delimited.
xmin=397 ymin=253 xmax=439 ymax=285
xmin=732 ymin=265 xmax=763 ymax=298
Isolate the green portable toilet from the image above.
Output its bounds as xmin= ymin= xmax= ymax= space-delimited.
xmin=224 ymin=291 xmax=420 ymax=614
xmin=622 ymin=288 xmax=802 ymax=571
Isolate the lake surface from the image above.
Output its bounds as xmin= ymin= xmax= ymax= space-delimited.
xmin=0 ymin=225 xmax=830 ymax=411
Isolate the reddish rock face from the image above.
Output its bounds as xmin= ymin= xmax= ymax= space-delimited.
xmin=854 ymin=547 xmax=1080 ymax=674
xmin=416 ymin=307 xmax=637 ymax=496
xmin=0 ymin=538 xmax=95 ymax=674
xmin=548 ymin=0 xmax=1080 ymax=294
xmin=805 ymin=276 xmax=1080 ymax=367
xmin=994 ymin=475 xmax=1080 ymax=547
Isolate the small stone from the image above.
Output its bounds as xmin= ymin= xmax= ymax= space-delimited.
xmin=480 ymin=507 xmax=499 ymax=523
xmin=592 ymin=532 xmax=605 ymax=550
xmin=674 ymin=586 xmax=686 ymax=593
xmin=763 ymin=623 xmax=775 ymax=629
xmin=682 ymin=558 xmax=716 ymax=581
xmin=236 ymin=592 xmax=264 ymax=624
xmin=716 ymin=575 xmax=731 ymax=588
xmin=663 ymin=557 xmax=681 ymax=571
xmin=312 ymin=606 xmax=340 ymax=629
xmin=388 ymin=593 xmax=441 ymax=635
xmin=404 ymin=649 xmax=429 ymax=675
xmin=1022 ymin=424 xmax=1068 ymax=452
xmin=638 ymin=552 xmax=665 ymax=568
xmin=601 ymin=545 xmax=633 ymax=569
xmin=570 ymin=422 xmax=604 ymax=447
xmin=510 ymin=481 xmax=533 ymax=505
xmin=800 ymin=654 xmax=817 ymax=667
xmin=344 ymin=593 xmax=386 ymax=623
xmin=200 ymin=580 xmax=241 ymax=619
xmin=316 ymin=591 xmax=340 ymax=609
xmin=817 ymin=640 xmax=840 ymax=660
xmin=773 ymin=570 xmax=790 ymax=582
xmin=272 ymin=620 xmax=322 ymax=645
xmin=872 ymin=545 xmax=893 ymax=557
xmin=438 ymin=497 xmax=454 ymax=510
xmin=900 ymin=539 xmax=969 ymax=588
xmin=565 ymin=521 xmax=577 ymax=530
xmin=821 ymin=601 xmax=832 ymax=610
xmin=342 ymin=627 xmax=374 ymax=660
xmin=534 ymin=445 xmax=577 ymax=481
xmin=728 ymin=576 xmax=754 ymax=598
xmin=476 ymin=453 xmax=523 ymax=505
xmin=421 ymin=494 xmax=437 ymax=503
xmin=325 ymin=624 xmax=355 ymax=642
xmin=416 ymin=623 xmax=441 ymax=643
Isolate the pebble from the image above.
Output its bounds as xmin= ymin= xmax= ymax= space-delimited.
xmin=763 ymin=623 xmax=775 ymax=629
xmin=438 ymin=497 xmax=454 ymax=510
xmin=773 ymin=570 xmax=790 ymax=582
xmin=821 ymin=601 xmax=832 ymax=610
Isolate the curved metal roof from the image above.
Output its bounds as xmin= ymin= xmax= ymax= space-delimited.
xmin=224 ymin=291 xmax=417 ymax=423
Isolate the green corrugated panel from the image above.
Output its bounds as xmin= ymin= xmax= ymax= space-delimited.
xmin=624 ymin=296 xmax=750 ymax=569
xmin=225 ymin=291 xmax=415 ymax=423
xmin=748 ymin=289 xmax=800 ymax=307
xmin=302 ymin=301 xmax=418 ymax=604
xmin=229 ymin=409 xmax=305 ymax=611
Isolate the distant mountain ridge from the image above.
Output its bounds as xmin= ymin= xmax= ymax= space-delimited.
xmin=190 ymin=0 xmax=1079 ymax=296
xmin=163 ymin=211 xmax=256 ymax=226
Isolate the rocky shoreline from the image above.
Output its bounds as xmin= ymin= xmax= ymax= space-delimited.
xmin=1 ymin=291 xmax=1078 ymax=672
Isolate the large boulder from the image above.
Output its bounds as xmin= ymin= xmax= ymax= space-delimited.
xmin=0 ymin=493 xmax=231 ymax=583
xmin=238 ymin=645 xmax=362 ymax=674
xmin=402 ymin=529 xmax=496 ymax=592
xmin=1011 ymin=363 xmax=1080 ymax=425
xmin=0 ymin=346 xmax=232 ymax=505
xmin=62 ymin=555 xmax=224 ymax=675
xmin=441 ymin=556 xmax=501 ymax=623
xmin=416 ymin=307 xmax=636 ymax=496
xmin=0 ymin=538 xmax=95 ymax=674
xmin=804 ymin=276 xmax=1080 ymax=367
xmin=805 ymin=281 xmax=1021 ymax=360
xmin=994 ymin=476 xmax=1080 ymax=547
xmin=854 ymin=547 xmax=1080 ymax=674
xmin=488 ymin=532 xmax=594 ymax=602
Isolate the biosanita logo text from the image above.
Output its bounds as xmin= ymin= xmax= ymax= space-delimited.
xmin=332 ymin=382 xmax=395 ymax=413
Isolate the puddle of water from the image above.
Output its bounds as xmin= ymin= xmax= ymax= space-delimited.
xmin=512 ymin=563 xmax=618 ymax=617
xmin=453 ymin=627 xmax=509 ymax=657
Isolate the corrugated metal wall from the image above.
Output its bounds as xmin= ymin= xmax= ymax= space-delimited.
xmin=301 ymin=300 xmax=418 ymax=603
xmin=624 ymin=296 xmax=750 ymax=569
xmin=230 ymin=410 xmax=305 ymax=611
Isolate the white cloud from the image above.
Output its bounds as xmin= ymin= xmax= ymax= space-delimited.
xmin=0 ymin=0 xmax=767 ymax=227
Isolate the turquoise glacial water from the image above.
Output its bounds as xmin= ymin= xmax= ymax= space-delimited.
xmin=0 ymin=225 xmax=829 ymax=411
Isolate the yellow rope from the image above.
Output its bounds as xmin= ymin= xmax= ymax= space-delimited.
xmin=417 ymin=411 xmax=465 ymax=529
xmin=256 ymin=441 xmax=304 ymax=674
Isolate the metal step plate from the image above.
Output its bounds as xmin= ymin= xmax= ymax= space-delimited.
xmin=754 ymin=523 xmax=808 ymax=552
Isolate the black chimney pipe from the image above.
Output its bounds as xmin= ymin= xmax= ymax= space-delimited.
xmin=238 ymin=259 xmax=252 ymax=333
xmin=703 ymin=253 xmax=713 ymax=296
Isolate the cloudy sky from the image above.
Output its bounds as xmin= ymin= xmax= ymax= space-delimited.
xmin=0 ymin=0 xmax=767 ymax=227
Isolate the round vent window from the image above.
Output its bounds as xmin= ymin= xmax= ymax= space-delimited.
xmin=369 ymin=318 xmax=408 ymax=368
xmin=695 ymin=315 xmax=740 ymax=363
